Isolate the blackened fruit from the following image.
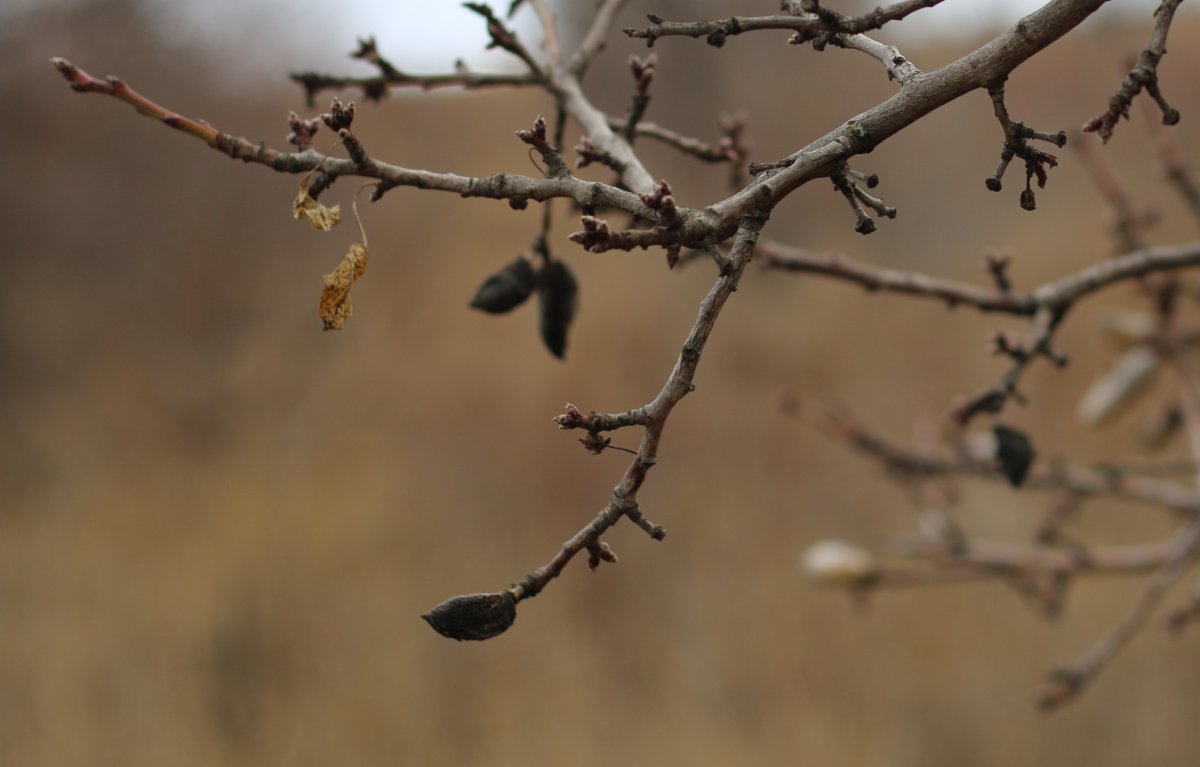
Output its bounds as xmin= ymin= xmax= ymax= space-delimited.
xmin=993 ymin=424 xmax=1036 ymax=487
xmin=537 ymin=260 xmax=578 ymax=359
xmin=422 ymin=591 xmax=517 ymax=641
xmin=469 ymin=257 xmax=536 ymax=314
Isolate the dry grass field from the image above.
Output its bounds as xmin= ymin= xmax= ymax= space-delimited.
xmin=2 ymin=2 xmax=1200 ymax=764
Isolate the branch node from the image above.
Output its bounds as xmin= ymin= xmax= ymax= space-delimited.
xmin=517 ymin=114 xmax=571 ymax=178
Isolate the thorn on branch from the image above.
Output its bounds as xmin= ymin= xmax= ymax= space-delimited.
xmin=985 ymin=79 xmax=1066 ymax=211
xmin=1083 ymin=0 xmax=1183 ymax=143
xmin=517 ymin=115 xmax=571 ymax=178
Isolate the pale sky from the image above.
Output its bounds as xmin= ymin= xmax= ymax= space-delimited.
xmin=7 ymin=0 xmax=1175 ymax=81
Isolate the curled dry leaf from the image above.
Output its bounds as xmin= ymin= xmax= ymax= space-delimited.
xmin=1075 ymin=345 xmax=1159 ymax=426
xmin=469 ymin=256 xmax=536 ymax=314
xmin=293 ymin=181 xmax=341 ymax=232
xmin=537 ymin=260 xmax=578 ymax=359
xmin=801 ymin=539 xmax=877 ymax=585
xmin=422 ymin=591 xmax=517 ymax=641
xmin=318 ymin=243 xmax=367 ymax=330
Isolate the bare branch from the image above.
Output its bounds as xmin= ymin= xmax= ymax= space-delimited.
xmin=1083 ymin=0 xmax=1183 ymax=143
xmin=508 ymin=210 xmax=770 ymax=604
xmin=625 ymin=1 xmax=945 ymax=48
xmin=571 ymin=0 xmax=632 ymax=74
xmin=761 ymin=239 xmax=1200 ymax=317
xmin=528 ymin=0 xmax=564 ymax=65
xmin=790 ymin=398 xmax=1200 ymax=515
xmin=814 ymin=32 xmax=922 ymax=84
xmin=984 ymin=77 xmax=1067 ymax=211
xmin=289 ymin=36 xmax=538 ymax=106
xmin=1142 ymin=98 xmax=1200 ymax=226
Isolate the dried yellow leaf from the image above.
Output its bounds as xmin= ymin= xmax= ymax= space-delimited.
xmin=319 ymin=243 xmax=368 ymax=330
xmin=293 ymin=182 xmax=341 ymax=232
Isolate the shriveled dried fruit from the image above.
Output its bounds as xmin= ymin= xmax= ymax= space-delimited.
xmin=469 ymin=257 xmax=536 ymax=314
xmin=993 ymin=424 xmax=1036 ymax=487
xmin=422 ymin=591 xmax=517 ymax=641
xmin=537 ymin=260 xmax=578 ymax=359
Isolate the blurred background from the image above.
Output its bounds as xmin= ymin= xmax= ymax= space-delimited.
xmin=2 ymin=1 xmax=1200 ymax=764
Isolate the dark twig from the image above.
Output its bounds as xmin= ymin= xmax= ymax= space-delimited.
xmin=606 ymin=116 xmax=744 ymax=167
xmin=464 ymin=2 xmax=546 ymax=78
xmin=953 ymin=306 xmax=1066 ymax=424
xmin=517 ymin=114 xmax=571 ymax=178
xmin=625 ymin=1 xmax=944 ymax=48
xmin=1142 ymin=98 xmax=1200 ymax=226
xmin=1082 ymin=0 xmax=1183 ymax=143
xmin=760 ymin=239 xmax=1200 ymax=316
xmin=984 ymin=77 xmax=1067 ymax=211
xmin=623 ymin=54 xmax=656 ymax=142
xmin=510 ymin=211 xmax=770 ymax=603
xmin=1072 ymin=129 xmax=1154 ymax=252
xmin=790 ymin=397 xmax=1200 ymax=515
xmin=290 ymin=36 xmax=537 ymax=106
xmin=831 ymin=164 xmax=889 ymax=234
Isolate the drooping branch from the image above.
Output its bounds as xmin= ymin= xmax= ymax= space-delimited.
xmin=505 ymin=210 xmax=771 ymax=604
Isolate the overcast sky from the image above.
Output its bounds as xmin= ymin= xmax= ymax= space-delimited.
xmin=7 ymin=0 xmax=1177 ymax=81
xmin=158 ymin=0 xmax=1170 ymax=71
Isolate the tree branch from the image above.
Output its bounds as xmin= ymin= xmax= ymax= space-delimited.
xmin=1082 ymin=0 xmax=1184 ymax=143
